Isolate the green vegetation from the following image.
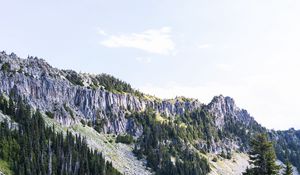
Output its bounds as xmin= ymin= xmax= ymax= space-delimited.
xmin=91 ymin=73 xmax=144 ymax=97
xmin=1 ymin=62 xmax=10 ymax=72
xmin=64 ymin=71 xmax=145 ymax=97
xmin=64 ymin=70 xmax=143 ymax=95
xmin=94 ymin=118 xmax=107 ymax=133
xmin=220 ymin=110 xmax=300 ymax=172
xmin=129 ymin=109 xmax=210 ymax=175
xmin=65 ymin=71 xmax=84 ymax=86
xmin=243 ymin=134 xmax=280 ymax=175
xmin=116 ymin=134 xmax=134 ymax=144
xmin=45 ymin=111 xmax=54 ymax=118
xmin=174 ymin=109 xmax=219 ymax=145
xmin=80 ymin=119 xmax=86 ymax=126
xmin=0 ymin=94 xmax=121 ymax=175
xmin=272 ymin=129 xmax=300 ymax=172
xmin=212 ymin=157 xmax=218 ymax=162
xmin=0 ymin=159 xmax=12 ymax=175
xmin=92 ymin=74 xmax=133 ymax=93
xmin=64 ymin=103 xmax=74 ymax=119
xmin=283 ymin=161 xmax=293 ymax=175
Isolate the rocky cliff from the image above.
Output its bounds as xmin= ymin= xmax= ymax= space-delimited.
xmin=0 ymin=51 xmax=273 ymax=152
xmin=207 ymin=95 xmax=257 ymax=129
xmin=1 ymin=51 xmax=299 ymax=174
xmin=0 ymin=51 xmax=204 ymax=135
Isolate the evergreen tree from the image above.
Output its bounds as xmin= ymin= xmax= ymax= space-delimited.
xmin=283 ymin=162 xmax=293 ymax=175
xmin=243 ymin=134 xmax=280 ymax=175
xmin=0 ymin=94 xmax=121 ymax=175
xmin=131 ymin=109 xmax=210 ymax=175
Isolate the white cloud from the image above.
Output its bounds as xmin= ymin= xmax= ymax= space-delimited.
xmin=99 ymin=27 xmax=175 ymax=55
xmin=198 ymin=44 xmax=212 ymax=49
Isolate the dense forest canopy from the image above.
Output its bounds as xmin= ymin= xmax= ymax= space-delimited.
xmin=0 ymin=94 xmax=121 ymax=175
xmin=130 ymin=109 xmax=211 ymax=175
xmin=1 ymin=52 xmax=300 ymax=174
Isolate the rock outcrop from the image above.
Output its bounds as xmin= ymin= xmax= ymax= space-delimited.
xmin=207 ymin=95 xmax=257 ymax=130
xmin=1 ymin=51 xmax=300 ymax=174
xmin=0 ymin=52 xmax=203 ymax=135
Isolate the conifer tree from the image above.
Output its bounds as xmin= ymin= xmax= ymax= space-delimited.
xmin=283 ymin=162 xmax=293 ymax=175
xmin=243 ymin=134 xmax=280 ymax=175
xmin=0 ymin=94 xmax=121 ymax=175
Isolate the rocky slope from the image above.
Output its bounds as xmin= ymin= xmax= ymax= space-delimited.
xmin=0 ymin=51 xmax=255 ymax=155
xmin=0 ymin=51 xmax=300 ymax=174
xmin=0 ymin=51 xmax=202 ymax=135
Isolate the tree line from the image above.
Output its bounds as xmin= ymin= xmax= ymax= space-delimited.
xmin=130 ymin=109 xmax=211 ymax=175
xmin=0 ymin=93 xmax=121 ymax=175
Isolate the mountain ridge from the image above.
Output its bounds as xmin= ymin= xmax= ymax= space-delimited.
xmin=0 ymin=51 xmax=300 ymax=175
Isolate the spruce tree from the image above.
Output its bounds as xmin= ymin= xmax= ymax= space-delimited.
xmin=243 ymin=134 xmax=280 ymax=175
xmin=283 ymin=162 xmax=293 ymax=175
xmin=0 ymin=94 xmax=122 ymax=175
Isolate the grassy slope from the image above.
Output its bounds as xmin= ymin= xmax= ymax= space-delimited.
xmin=43 ymin=116 xmax=152 ymax=175
xmin=0 ymin=160 xmax=12 ymax=175
xmin=208 ymin=153 xmax=249 ymax=175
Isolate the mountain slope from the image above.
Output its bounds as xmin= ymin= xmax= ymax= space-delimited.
xmin=0 ymin=99 xmax=122 ymax=175
xmin=0 ymin=51 xmax=300 ymax=175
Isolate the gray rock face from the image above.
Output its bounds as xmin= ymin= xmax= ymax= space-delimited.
xmin=2 ymin=52 xmax=300 ymax=174
xmin=203 ymin=95 xmax=260 ymax=154
xmin=0 ymin=52 xmax=260 ymax=154
xmin=0 ymin=52 xmax=203 ymax=135
xmin=207 ymin=95 xmax=257 ymax=131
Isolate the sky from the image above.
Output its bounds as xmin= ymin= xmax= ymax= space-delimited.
xmin=1 ymin=0 xmax=300 ymax=130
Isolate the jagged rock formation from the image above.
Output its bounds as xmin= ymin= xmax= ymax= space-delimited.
xmin=0 ymin=52 xmax=203 ymax=135
xmin=204 ymin=95 xmax=264 ymax=153
xmin=207 ymin=96 xmax=256 ymax=129
xmin=0 ymin=52 xmax=257 ymax=154
xmin=0 ymin=51 xmax=300 ymax=174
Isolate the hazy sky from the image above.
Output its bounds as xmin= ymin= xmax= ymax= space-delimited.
xmin=1 ymin=0 xmax=300 ymax=130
